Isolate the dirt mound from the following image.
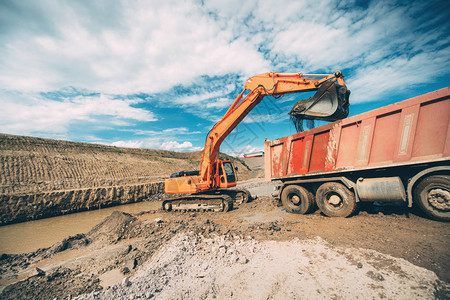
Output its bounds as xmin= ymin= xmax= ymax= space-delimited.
xmin=87 ymin=211 xmax=137 ymax=245
xmin=1 ymin=266 xmax=101 ymax=300
xmin=77 ymin=232 xmax=447 ymax=299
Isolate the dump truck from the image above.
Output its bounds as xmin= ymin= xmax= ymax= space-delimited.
xmin=265 ymin=87 xmax=450 ymax=221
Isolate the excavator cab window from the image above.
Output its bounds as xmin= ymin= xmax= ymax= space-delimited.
xmin=222 ymin=162 xmax=236 ymax=184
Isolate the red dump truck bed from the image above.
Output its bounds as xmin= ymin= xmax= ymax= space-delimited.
xmin=265 ymin=87 xmax=450 ymax=221
xmin=265 ymin=87 xmax=450 ymax=180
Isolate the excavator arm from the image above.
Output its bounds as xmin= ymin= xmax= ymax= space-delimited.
xmin=164 ymin=70 xmax=350 ymax=212
xmin=198 ymin=71 xmax=350 ymax=187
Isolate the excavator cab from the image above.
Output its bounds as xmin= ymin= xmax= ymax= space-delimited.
xmin=215 ymin=160 xmax=237 ymax=189
xmin=289 ymin=81 xmax=350 ymax=132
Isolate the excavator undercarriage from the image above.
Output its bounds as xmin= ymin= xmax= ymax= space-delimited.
xmin=162 ymin=189 xmax=251 ymax=212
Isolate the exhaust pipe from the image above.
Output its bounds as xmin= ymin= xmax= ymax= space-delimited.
xmin=289 ymin=81 xmax=350 ymax=132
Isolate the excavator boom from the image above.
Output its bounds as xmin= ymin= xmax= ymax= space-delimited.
xmin=198 ymin=71 xmax=349 ymax=184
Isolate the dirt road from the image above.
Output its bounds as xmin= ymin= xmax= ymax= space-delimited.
xmin=1 ymin=183 xmax=449 ymax=299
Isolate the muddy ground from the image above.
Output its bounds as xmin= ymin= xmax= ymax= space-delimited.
xmin=0 ymin=190 xmax=449 ymax=299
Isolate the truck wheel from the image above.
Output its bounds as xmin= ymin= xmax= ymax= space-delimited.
xmin=414 ymin=175 xmax=449 ymax=221
xmin=316 ymin=182 xmax=357 ymax=217
xmin=281 ymin=185 xmax=314 ymax=214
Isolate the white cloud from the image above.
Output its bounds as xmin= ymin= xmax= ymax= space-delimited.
xmin=348 ymin=49 xmax=450 ymax=103
xmin=206 ymin=97 xmax=234 ymax=109
xmin=1 ymin=0 xmax=448 ymax=103
xmin=243 ymin=113 xmax=288 ymax=124
xmin=111 ymin=138 xmax=202 ymax=152
xmin=111 ymin=140 xmax=145 ymax=149
xmin=223 ymin=144 xmax=264 ymax=157
xmin=0 ymin=0 xmax=269 ymax=94
xmin=0 ymin=90 xmax=156 ymax=136
xmin=125 ymin=127 xmax=201 ymax=136
xmin=0 ymin=0 xmax=449 ymax=148
xmin=161 ymin=141 xmax=202 ymax=151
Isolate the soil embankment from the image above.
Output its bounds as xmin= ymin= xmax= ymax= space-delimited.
xmin=0 ymin=182 xmax=164 ymax=225
xmin=0 ymin=133 xmax=253 ymax=224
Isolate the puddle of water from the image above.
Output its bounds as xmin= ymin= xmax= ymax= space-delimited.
xmin=243 ymin=210 xmax=287 ymax=223
xmin=0 ymin=201 xmax=161 ymax=254
xmin=99 ymin=268 xmax=125 ymax=288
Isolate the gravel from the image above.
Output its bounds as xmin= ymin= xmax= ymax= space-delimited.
xmin=75 ymin=232 xmax=446 ymax=299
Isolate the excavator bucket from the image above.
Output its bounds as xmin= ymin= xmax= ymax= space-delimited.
xmin=289 ymin=81 xmax=350 ymax=132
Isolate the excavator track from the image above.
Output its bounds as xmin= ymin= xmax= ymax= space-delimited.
xmin=162 ymin=194 xmax=233 ymax=213
xmin=162 ymin=189 xmax=252 ymax=213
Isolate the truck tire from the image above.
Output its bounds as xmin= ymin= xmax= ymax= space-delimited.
xmin=316 ymin=182 xmax=357 ymax=217
xmin=414 ymin=175 xmax=449 ymax=222
xmin=281 ymin=185 xmax=314 ymax=214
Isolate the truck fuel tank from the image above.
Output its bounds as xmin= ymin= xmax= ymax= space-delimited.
xmin=356 ymin=177 xmax=406 ymax=202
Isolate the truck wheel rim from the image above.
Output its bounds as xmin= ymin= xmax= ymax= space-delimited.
xmin=327 ymin=193 xmax=343 ymax=209
xmin=427 ymin=188 xmax=450 ymax=211
xmin=290 ymin=194 xmax=301 ymax=205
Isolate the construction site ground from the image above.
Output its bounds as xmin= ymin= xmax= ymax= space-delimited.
xmin=0 ymin=179 xmax=449 ymax=299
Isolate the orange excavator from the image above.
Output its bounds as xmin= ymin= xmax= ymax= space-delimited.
xmin=163 ymin=71 xmax=350 ymax=212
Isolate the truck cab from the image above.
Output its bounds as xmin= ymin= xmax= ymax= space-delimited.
xmin=214 ymin=159 xmax=237 ymax=189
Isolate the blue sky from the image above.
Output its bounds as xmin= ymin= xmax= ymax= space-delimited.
xmin=0 ymin=0 xmax=449 ymax=156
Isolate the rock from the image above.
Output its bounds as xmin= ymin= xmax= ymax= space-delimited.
xmin=122 ymin=267 xmax=130 ymax=274
xmin=173 ymin=225 xmax=185 ymax=233
xmin=122 ymin=277 xmax=131 ymax=286
xmin=125 ymin=258 xmax=137 ymax=270
xmin=357 ymin=262 xmax=363 ymax=269
xmin=272 ymin=226 xmax=281 ymax=231
xmin=201 ymin=262 xmax=209 ymax=270
xmin=205 ymin=219 xmax=210 ymax=224
xmin=126 ymin=244 xmax=132 ymax=254
xmin=154 ymin=218 xmax=163 ymax=223
xmin=230 ymin=254 xmax=238 ymax=263
xmin=238 ymin=256 xmax=249 ymax=264
xmin=49 ymin=240 xmax=69 ymax=254
xmin=35 ymin=267 xmax=46 ymax=276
